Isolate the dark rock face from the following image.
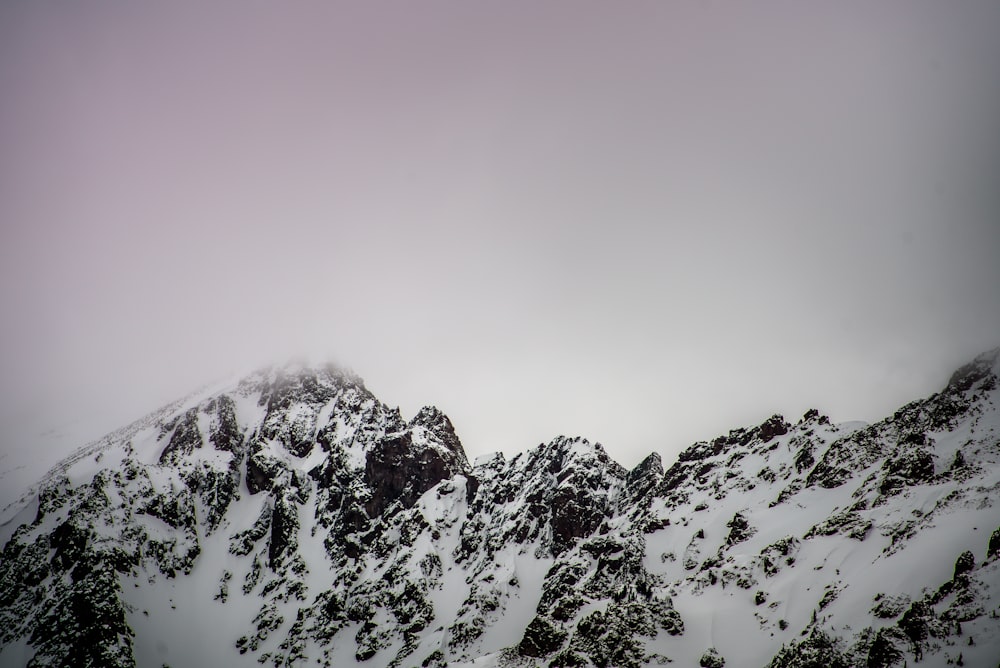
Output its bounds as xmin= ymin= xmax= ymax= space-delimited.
xmin=947 ymin=348 xmax=999 ymax=393
xmin=268 ymin=495 xmax=300 ymax=569
xmin=805 ymin=426 xmax=882 ymax=490
xmin=519 ymin=616 xmax=567 ymax=657
xmin=159 ymin=408 xmax=204 ymax=464
xmin=725 ymin=512 xmax=755 ymax=546
xmin=363 ymin=422 xmax=467 ymax=518
xmin=793 ymin=443 xmax=816 ymax=474
xmin=898 ymin=600 xmax=932 ymax=661
xmin=660 ymin=416 xmax=792 ymax=508
xmin=700 ymin=647 xmax=725 ymax=668
xmin=800 ymin=408 xmax=830 ymax=425
xmin=866 ymin=628 xmax=905 ymax=668
xmin=549 ymin=466 xmax=615 ymax=554
xmin=408 ymin=406 xmax=465 ymax=461
xmin=565 ymin=600 xmax=681 ymax=668
xmin=878 ymin=447 xmax=935 ymax=496
xmin=766 ymin=628 xmax=850 ymax=668
xmin=455 ymin=437 xmax=626 ymax=564
xmin=27 ymin=559 xmax=135 ymax=668
xmin=245 ymin=444 xmax=293 ymax=495
xmin=620 ymin=452 xmax=663 ymax=512
xmin=210 ymin=395 xmax=243 ymax=452
xmin=757 ymin=415 xmax=790 ymax=443
xmin=3 ymin=349 xmax=1000 ymax=668
xmin=804 ymin=510 xmax=871 ymax=541
xmin=989 ymin=527 xmax=1000 ymax=559
xmin=953 ymin=551 xmax=975 ymax=579
xmin=259 ymin=367 xmax=350 ymax=458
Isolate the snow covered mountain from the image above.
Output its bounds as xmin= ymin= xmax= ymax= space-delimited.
xmin=2 ymin=350 xmax=999 ymax=668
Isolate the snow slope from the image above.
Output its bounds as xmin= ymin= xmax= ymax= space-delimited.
xmin=1 ymin=350 xmax=999 ymax=667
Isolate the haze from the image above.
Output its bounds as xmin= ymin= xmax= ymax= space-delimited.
xmin=2 ymin=1 xmax=999 ymax=507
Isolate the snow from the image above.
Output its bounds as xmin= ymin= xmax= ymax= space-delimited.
xmin=4 ymin=356 xmax=1000 ymax=667
xmin=473 ymin=452 xmax=504 ymax=468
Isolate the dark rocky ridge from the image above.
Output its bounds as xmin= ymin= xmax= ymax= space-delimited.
xmin=1 ymin=349 xmax=999 ymax=667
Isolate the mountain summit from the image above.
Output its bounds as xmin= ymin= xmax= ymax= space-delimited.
xmin=1 ymin=351 xmax=999 ymax=667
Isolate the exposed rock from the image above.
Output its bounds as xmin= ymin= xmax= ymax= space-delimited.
xmin=871 ymin=593 xmax=910 ymax=619
xmin=953 ymin=550 xmax=975 ymax=579
xmin=865 ymin=627 xmax=905 ymax=668
xmin=989 ymin=526 xmax=1000 ymax=559
xmin=758 ymin=415 xmax=790 ymax=443
xmin=3 ymin=350 xmax=1000 ymax=668
xmin=159 ymin=407 xmax=203 ymax=464
xmin=725 ymin=511 xmax=756 ymax=546
xmin=947 ymin=348 xmax=999 ymax=393
xmin=364 ymin=425 xmax=467 ymax=518
xmin=210 ymin=394 xmax=243 ymax=452
xmin=766 ymin=628 xmax=850 ymax=668
xmin=620 ymin=452 xmax=663 ymax=511
xmin=878 ymin=446 xmax=935 ymax=497
xmin=408 ymin=405 xmax=468 ymax=467
xmin=700 ymin=647 xmax=726 ymax=667
xmin=518 ymin=616 xmax=567 ymax=657
xmin=804 ymin=510 xmax=871 ymax=541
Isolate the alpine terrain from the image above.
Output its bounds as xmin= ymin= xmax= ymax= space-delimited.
xmin=2 ymin=349 xmax=1000 ymax=668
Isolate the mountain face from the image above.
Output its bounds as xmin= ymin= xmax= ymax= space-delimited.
xmin=1 ymin=352 xmax=999 ymax=668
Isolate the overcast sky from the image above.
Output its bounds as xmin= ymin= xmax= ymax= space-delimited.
xmin=1 ymin=1 xmax=999 ymax=499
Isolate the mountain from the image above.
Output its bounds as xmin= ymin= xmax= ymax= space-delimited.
xmin=1 ymin=351 xmax=999 ymax=668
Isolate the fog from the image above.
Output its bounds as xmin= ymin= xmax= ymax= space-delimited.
xmin=2 ymin=1 xmax=998 ymax=505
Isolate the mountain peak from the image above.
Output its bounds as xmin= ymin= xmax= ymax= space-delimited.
xmin=408 ymin=405 xmax=465 ymax=461
xmin=947 ymin=346 xmax=1000 ymax=393
xmin=2 ymin=348 xmax=999 ymax=667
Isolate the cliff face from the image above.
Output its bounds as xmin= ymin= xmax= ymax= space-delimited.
xmin=1 ymin=350 xmax=999 ymax=668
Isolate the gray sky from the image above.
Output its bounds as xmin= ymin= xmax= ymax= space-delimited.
xmin=1 ymin=1 xmax=999 ymax=495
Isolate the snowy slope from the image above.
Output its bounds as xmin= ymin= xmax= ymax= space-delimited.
xmin=1 ymin=351 xmax=999 ymax=667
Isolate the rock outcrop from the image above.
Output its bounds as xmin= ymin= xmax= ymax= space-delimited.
xmin=1 ymin=348 xmax=999 ymax=667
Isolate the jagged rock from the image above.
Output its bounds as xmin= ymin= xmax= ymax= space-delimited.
xmin=865 ymin=627 xmax=905 ymax=668
xmin=989 ymin=527 xmax=1000 ymax=559
xmin=758 ymin=415 xmax=790 ymax=443
xmin=871 ymin=593 xmax=910 ymax=619
xmin=259 ymin=367 xmax=343 ymax=457
xmin=725 ymin=511 xmax=756 ymax=546
xmin=28 ymin=559 xmax=135 ymax=668
xmin=210 ymin=394 xmax=243 ymax=452
xmin=878 ymin=446 xmax=935 ymax=496
xmin=159 ymin=407 xmax=203 ymax=464
xmin=953 ymin=550 xmax=975 ymax=579
xmin=700 ymin=647 xmax=726 ymax=667
xmin=684 ymin=530 xmax=705 ymax=570
xmin=898 ymin=600 xmax=932 ymax=661
xmin=620 ymin=452 xmax=663 ymax=511
xmin=766 ymin=628 xmax=850 ymax=668
xmin=408 ymin=405 xmax=467 ymax=465
xmin=950 ymin=448 xmax=966 ymax=470
xmin=268 ymin=494 xmax=299 ymax=569
xmin=793 ymin=443 xmax=815 ymax=474
xmin=550 ymin=482 xmax=607 ymax=554
xmin=518 ymin=616 xmax=567 ymax=657
xmin=804 ymin=510 xmax=871 ymax=541
xmin=567 ymin=601 xmax=679 ymax=668
xmin=245 ymin=443 xmax=289 ymax=495
xmin=947 ymin=348 xmax=1000 ymax=392
xmin=2 ymin=350 xmax=1000 ymax=668
xmin=800 ymin=408 xmax=830 ymax=425
xmin=364 ymin=424 xmax=466 ymax=517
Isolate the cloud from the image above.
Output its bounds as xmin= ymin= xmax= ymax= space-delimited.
xmin=0 ymin=1 xmax=997 ymax=495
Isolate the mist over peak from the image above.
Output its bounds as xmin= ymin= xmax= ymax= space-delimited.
xmin=2 ymin=347 xmax=1000 ymax=666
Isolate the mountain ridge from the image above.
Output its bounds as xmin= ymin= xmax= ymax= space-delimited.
xmin=1 ymin=349 xmax=999 ymax=667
